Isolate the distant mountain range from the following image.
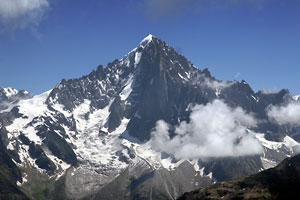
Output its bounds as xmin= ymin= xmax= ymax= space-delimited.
xmin=0 ymin=35 xmax=300 ymax=200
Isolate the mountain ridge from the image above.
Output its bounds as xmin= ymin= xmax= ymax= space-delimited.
xmin=0 ymin=35 xmax=299 ymax=199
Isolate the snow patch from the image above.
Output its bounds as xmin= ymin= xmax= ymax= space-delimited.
xmin=140 ymin=34 xmax=154 ymax=46
xmin=207 ymin=172 xmax=213 ymax=179
xmin=188 ymin=159 xmax=200 ymax=172
xmin=199 ymin=167 xmax=205 ymax=177
xmin=293 ymin=95 xmax=300 ymax=101
xmin=16 ymin=90 xmax=50 ymax=117
xmin=3 ymin=87 xmax=18 ymax=97
xmin=255 ymin=133 xmax=299 ymax=152
xmin=178 ymin=73 xmax=184 ymax=80
xmin=52 ymin=103 xmax=72 ymax=117
xmin=73 ymin=99 xmax=91 ymax=133
xmin=251 ymin=95 xmax=259 ymax=102
xmin=215 ymin=88 xmax=221 ymax=97
xmin=6 ymin=90 xmax=51 ymax=145
xmin=120 ymin=75 xmax=134 ymax=101
xmin=134 ymin=52 xmax=142 ymax=68
xmin=261 ymin=157 xmax=277 ymax=169
xmin=72 ymin=102 xmax=130 ymax=172
xmin=283 ymin=135 xmax=299 ymax=148
xmin=160 ymin=157 xmax=184 ymax=170
xmin=7 ymin=142 xmax=14 ymax=151
xmin=17 ymin=173 xmax=28 ymax=186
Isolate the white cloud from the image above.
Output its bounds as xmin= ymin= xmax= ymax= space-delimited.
xmin=0 ymin=0 xmax=49 ymax=34
xmin=260 ymin=88 xmax=279 ymax=94
xmin=192 ymin=73 xmax=233 ymax=91
xmin=150 ymin=100 xmax=263 ymax=159
xmin=201 ymin=76 xmax=233 ymax=90
xmin=267 ymin=101 xmax=300 ymax=126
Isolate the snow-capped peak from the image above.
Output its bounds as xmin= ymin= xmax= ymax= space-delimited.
xmin=121 ymin=34 xmax=154 ymax=62
xmin=293 ymin=95 xmax=300 ymax=101
xmin=142 ymin=34 xmax=154 ymax=42
xmin=139 ymin=34 xmax=155 ymax=47
xmin=0 ymin=87 xmax=31 ymax=113
xmin=2 ymin=87 xmax=18 ymax=97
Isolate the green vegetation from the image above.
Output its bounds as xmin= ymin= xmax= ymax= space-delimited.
xmin=0 ymin=167 xmax=29 ymax=200
xmin=20 ymin=167 xmax=66 ymax=200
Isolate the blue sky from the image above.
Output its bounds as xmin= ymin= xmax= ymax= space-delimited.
xmin=0 ymin=0 xmax=299 ymax=95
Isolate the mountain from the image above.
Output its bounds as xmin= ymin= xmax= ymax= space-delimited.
xmin=178 ymin=153 xmax=300 ymax=200
xmin=0 ymin=87 xmax=30 ymax=113
xmin=0 ymin=88 xmax=30 ymax=200
xmin=0 ymin=35 xmax=300 ymax=199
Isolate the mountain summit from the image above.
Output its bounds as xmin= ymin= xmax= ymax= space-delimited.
xmin=0 ymin=35 xmax=299 ymax=200
xmin=46 ymin=34 xmax=219 ymax=142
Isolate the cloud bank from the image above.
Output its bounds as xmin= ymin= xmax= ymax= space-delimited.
xmin=150 ymin=100 xmax=263 ymax=159
xmin=267 ymin=101 xmax=300 ymax=126
xmin=0 ymin=0 xmax=49 ymax=33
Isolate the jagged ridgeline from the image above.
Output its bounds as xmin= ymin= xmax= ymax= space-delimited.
xmin=0 ymin=35 xmax=300 ymax=200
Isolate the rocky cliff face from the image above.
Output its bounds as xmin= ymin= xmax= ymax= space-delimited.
xmin=0 ymin=35 xmax=300 ymax=200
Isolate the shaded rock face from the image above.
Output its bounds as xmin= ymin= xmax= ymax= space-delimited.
xmin=91 ymin=160 xmax=212 ymax=200
xmin=108 ymin=96 xmax=124 ymax=132
xmin=0 ymin=131 xmax=29 ymax=200
xmin=43 ymin=130 xmax=77 ymax=166
xmin=46 ymin=65 xmax=110 ymax=111
xmin=125 ymin=39 xmax=214 ymax=141
xmin=0 ymin=134 xmax=22 ymax=183
xmin=29 ymin=143 xmax=56 ymax=172
xmin=202 ymin=155 xmax=263 ymax=182
xmin=178 ymin=154 xmax=300 ymax=200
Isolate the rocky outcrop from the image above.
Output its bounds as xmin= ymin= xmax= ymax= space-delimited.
xmin=178 ymin=153 xmax=300 ymax=200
